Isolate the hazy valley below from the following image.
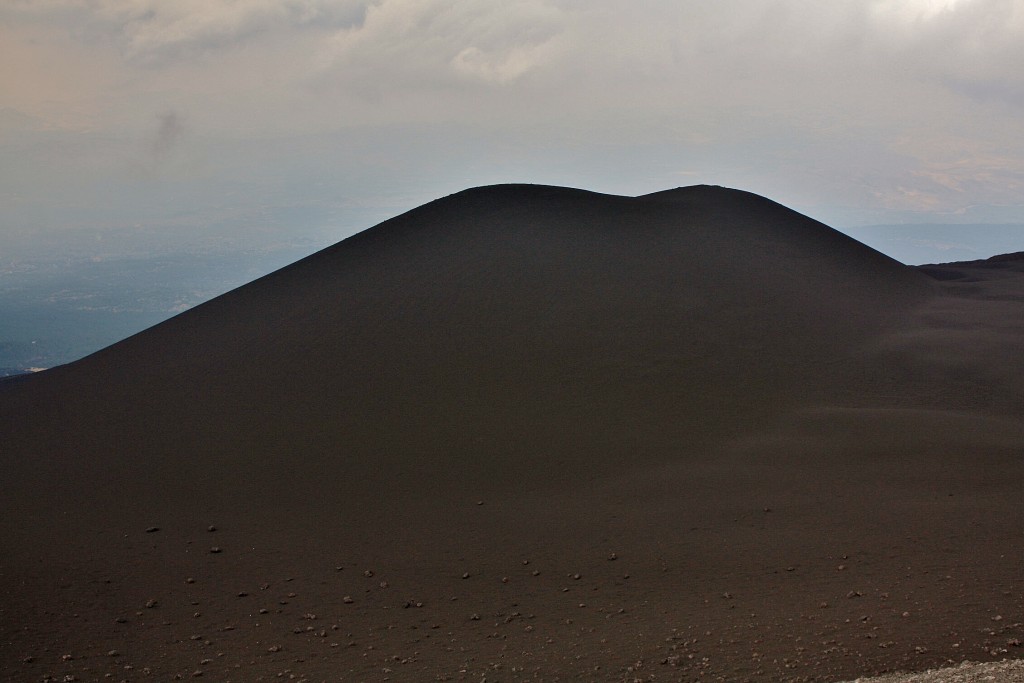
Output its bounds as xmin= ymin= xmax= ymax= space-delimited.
xmin=0 ymin=240 xmax=330 ymax=374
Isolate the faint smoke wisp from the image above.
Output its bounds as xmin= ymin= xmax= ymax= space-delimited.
xmin=152 ymin=110 xmax=184 ymax=161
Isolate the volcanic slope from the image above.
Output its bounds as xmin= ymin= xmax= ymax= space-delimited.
xmin=3 ymin=184 xmax=1024 ymax=682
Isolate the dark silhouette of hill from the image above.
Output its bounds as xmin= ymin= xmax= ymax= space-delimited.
xmin=2 ymin=185 xmax=1023 ymax=682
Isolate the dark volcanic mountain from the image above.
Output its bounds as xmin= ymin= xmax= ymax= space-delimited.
xmin=2 ymin=185 xmax=1023 ymax=682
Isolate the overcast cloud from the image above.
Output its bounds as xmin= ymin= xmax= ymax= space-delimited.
xmin=2 ymin=0 xmax=1024 ymax=260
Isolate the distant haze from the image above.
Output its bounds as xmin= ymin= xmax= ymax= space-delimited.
xmin=2 ymin=0 xmax=1024 ymax=266
xmin=841 ymin=223 xmax=1024 ymax=265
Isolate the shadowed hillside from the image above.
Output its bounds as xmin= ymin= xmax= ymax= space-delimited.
xmin=2 ymin=185 xmax=1023 ymax=682
xmin=0 ymin=185 xmax=933 ymax=502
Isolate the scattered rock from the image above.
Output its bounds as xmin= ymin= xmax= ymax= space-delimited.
xmin=145 ymin=527 xmax=160 ymax=533
xmin=209 ymin=547 xmax=222 ymax=554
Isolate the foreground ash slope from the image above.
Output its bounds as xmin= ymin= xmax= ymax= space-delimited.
xmin=3 ymin=185 xmax=1024 ymax=682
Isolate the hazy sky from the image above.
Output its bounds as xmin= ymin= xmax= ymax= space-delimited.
xmin=3 ymin=0 xmax=1024 ymax=262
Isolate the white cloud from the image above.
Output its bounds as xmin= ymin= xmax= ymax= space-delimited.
xmin=2 ymin=0 xmax=369 ymax=65
xmin=319 ymin=0 xmax=566 ymax=86
xmin=870 ymin=0 xmax=974 ymax=23
xmin=4 ymin=0 xmax=1024 ymax=230
xmin=114 ymin=0 xmax=367 ymax=64
xmin=7 ymin=0 xmax=1024 ymax=107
